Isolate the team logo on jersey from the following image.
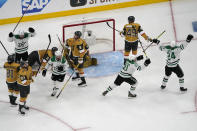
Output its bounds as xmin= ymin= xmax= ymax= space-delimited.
xmin=0 ymin=0 xmax=7 ymax=8
xmin=22 ymin=0 xmax=51 ymax=14
xmin=70 ymin=0 xmax=87 ymax=7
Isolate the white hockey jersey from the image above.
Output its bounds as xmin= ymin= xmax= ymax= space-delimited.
xmin=85 ymin=34 xmax=96 ymax=45
xmin=46 ymin=56 xmax=68 ymax=75
xmin=119 ymin=59 xmax=146 ymax=78
xmin=8 ymin=32 xmax=36 ymax=54
xmin=159 ymin=41 xmax=188 ymax=67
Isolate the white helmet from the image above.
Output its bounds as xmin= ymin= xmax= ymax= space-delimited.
xmin=170 ymin=41 xmax=177 ymax=47
xmin=129 ymin=54 xmax=137 ymax=61
xmin=55 ymin=51 xmax=61 ymax=56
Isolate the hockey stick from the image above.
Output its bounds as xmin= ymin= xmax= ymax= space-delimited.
xmin=106 ymin=22 xmax=122 ymax=33
xmin=13 ymin=3 xmax=31 ymax=32
xmin=144 ymin=30 xmax=166 ymax=51
xmin=0 ymin=41 xmax=10 ymax=55
xmin=138 ymin=40 xmax=148 ymax=58
xmin=35 ymin=34 xmax=51 ymax=76
xmin=56 ymin=71 xmax=75 ymax=98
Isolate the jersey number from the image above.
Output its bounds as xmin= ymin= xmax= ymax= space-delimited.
xmin=123 ymin=62 xmax=130 ymax=71
xmin=127 ymin=27 xmax=137 ymax=37
xmin=7 ymin=69 xmax=14 ymax=78
xmin=167 ymin=52 xmax=176 ymax=59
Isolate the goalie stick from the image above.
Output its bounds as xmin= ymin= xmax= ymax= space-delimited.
xmin=35 ymin=34 xmax=51 ymax=76
xmin=56 ymin=71 xmax=75 ymax=98
xmin=0 ymin=41 xmax=10 ymax=55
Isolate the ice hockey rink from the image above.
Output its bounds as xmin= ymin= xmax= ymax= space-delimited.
xmin=0 ymin=0 xmax=197 ymax=131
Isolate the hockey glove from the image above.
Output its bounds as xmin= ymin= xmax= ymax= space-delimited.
xmin=58 ymin=65 xmax=64 ymax=71
xmin=9 ymin=32 xmax=13 ymax=37
xmin=186 ymin=34 xmax=193 ymax=43
xmin=136 ymin=55 xmax=143 ymax=61
xmin=152 ymin=39 xmax=160 ymax=44
xmin=28 ymin=27 xmax=35 ymax=33
xmin=42 ymin=69 xmax=47 ymax=77
xmin=144 ymin=59 xmax=151 ymax=66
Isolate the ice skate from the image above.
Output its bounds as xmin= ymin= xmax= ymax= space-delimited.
xmin=18 ymin=104 xmax=25 ymax=115
xmin=51 ymin=87 xmax=59 ymax=96
xmin=160 ymin=85 xmax=166 ymax=90
xmin=180 ymin=87 xmax=187 ymax=92
xmin=102 ymin=90 xmax=109 ymax=96
xmin=128 ymin=91 xmax=137 ymax=98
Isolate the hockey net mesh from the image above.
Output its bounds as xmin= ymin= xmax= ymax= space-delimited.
xmin=62 ymin=18 xmax=115 ymax=54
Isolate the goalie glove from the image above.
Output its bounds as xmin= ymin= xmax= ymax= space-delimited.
xmin=186 ymin=34 xmax=193 ymax=43
xmin=42 ymin=69 xmax=47 ymax=77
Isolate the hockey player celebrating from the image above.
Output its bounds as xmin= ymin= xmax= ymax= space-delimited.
xmin=17 ymin=61 xmax=33 ymax=115
xmin=102 ymin=55 xmax=151 ymax=98
xmin=28 ymin=47 xmax=58 ymax=76
xmin=8 ymin=27 xmax=36 ymax=63
xmin=42 ymin=51 xmax=68 ymax=96
xmin=120 ymin=16 xmax=158 ymax=64
xmin=158 ymin=34 xmax=194 ymax=92
xmin=3 ymin=54 xmax=20 ymax=106
xmin=65 ymin=31 xmax=89 ymax=87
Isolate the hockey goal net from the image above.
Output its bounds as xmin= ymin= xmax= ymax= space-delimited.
xmin=62 ymin=18 xmax=115 ymax=53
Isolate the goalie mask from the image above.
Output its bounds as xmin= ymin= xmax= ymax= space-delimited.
xmin=87 ymin=30 xmax=92 ymax=36
xmin=55 ymin=51 xmax=62 ymax=61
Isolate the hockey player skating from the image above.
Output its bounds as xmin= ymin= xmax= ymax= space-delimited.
xmin=3 ymin=54 xmax=20 ymax=106
xmin=42 ymin=51 xmax=68 ymax=96
xmin=120 ymin=16 xmax=158 ymax=64
xmin=8 ymin=27 xmax=36 ymax=63
xmin=65 ymin=31 xmax=89 ymax=87
xmin=158 ymin=34 xmax=194 ymax=92
xmin=28 ymin=47 xmax=58 ymax=76
xmin=102 ymin=55 xmax=151 ymax=98
xmin=17 ymin=61 xmax=33 ymax=115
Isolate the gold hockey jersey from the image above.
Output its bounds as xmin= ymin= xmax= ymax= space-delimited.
xmin=4 ymin=62 xmax=20 ymax=83
xmin=17 ymin=66 xmax=33 ymax=86
xmin=66 ymin=38 xmax=88 ymax=58
xmin=122 ymin=23 xmax=148 ymax=42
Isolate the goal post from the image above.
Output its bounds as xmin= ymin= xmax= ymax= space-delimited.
xmin=62 ymin=18 xmax=116 ymax=52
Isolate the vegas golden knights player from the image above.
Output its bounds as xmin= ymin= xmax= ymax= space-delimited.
xmin=120 ymin=16 xmax=158 ymax=64
xmin=65 ymin=31 xmax=88 ymax=87
xmin=4 ymin=54 xmax=20 ymax=106
xmin=17 ymin=61 xmax=33 ymax=115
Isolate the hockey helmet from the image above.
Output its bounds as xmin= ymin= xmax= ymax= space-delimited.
xmin=7 ymin=54 xmax=15 ymax=64
xmin=55 ymin=51 xmax=62 ymax=61
xmin=74 ymin=31 xmax=82 ymax=38
xmin=18 ymin=30 xmax=25 ymax=39
xmin=128 ymin=16 xmax=135 ymax=23
xmin=170 ymin=41 xmax=177 ymax=47
xmin=129 ymin=54 xmax=137 ymax=61
xmin=51 ymin=47 xmax=58 ymax=56
xmin=87 ymin=30 xmax=92 ymax=36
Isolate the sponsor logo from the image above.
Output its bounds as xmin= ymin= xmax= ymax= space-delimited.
xmin=0 ymin=0 xmax=7 ymax=8
xmin=22 ymin=0 xmax=51 ymax=14
xmin=70 ymin=0 xmax=87 ymax=7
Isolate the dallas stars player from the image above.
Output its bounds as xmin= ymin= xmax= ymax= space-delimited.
xmin=42 ymin=51 xmax=68 ymax=96
xmin=3 ymin=54 xmax=20 ymax=106
xmin=158 ymin=34 xmax=193 ymax=92
xmin=120 ymin=16 xmax=158 ymax=64
xmin=8 ymin=27 xmax=36 ymax=63
xmin=102 ymin=55 xmax=151 ymax=98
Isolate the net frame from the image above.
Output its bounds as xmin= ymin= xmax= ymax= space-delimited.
xmin=62 ymin=18 xmax=116 ymax=51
